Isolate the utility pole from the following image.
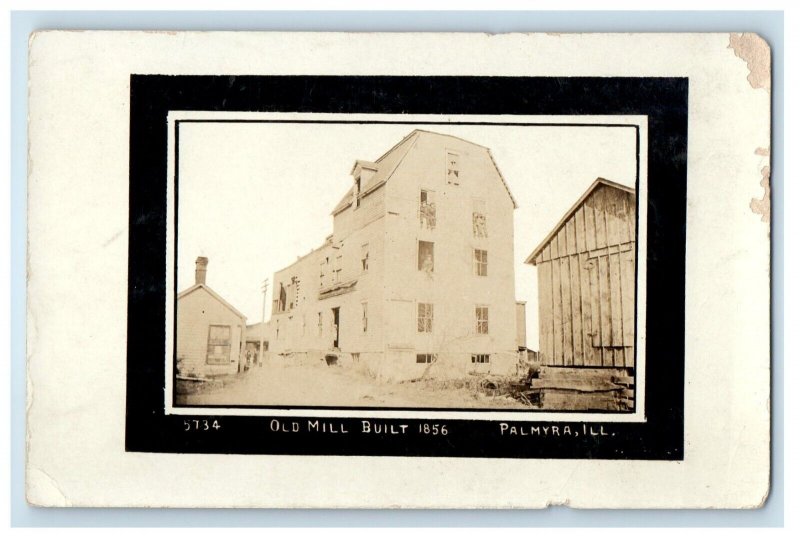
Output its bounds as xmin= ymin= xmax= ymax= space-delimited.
xmin=259 ymin=278 xmax=269 ymax=367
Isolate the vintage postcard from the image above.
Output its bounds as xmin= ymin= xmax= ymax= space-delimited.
xmin=26 ymin=32 xmax=771 ymax=508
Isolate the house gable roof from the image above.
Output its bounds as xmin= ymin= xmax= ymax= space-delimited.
xmin=524 ymin=177 xmax=635 ymax=265
xmin=332 ymin=129 xmax=518 ymax=215
xmin=177 ymin=283 xmax=247 ymax=320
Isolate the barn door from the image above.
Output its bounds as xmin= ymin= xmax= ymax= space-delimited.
xmin=587 ymin=247 xmax=636 ymax=368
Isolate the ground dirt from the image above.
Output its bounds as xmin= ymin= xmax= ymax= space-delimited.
xmin=179 ymin=363 xmax=530 ymax=409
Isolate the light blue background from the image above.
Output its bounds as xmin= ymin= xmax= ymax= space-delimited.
xmin=10 ymin=10 xmax=784 ymax=527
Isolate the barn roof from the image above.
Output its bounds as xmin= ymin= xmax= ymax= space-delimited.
xmin=524 ymin=178 xmax=635 ymax=265
xmin=177 ymin=283 xmax=247 ymax=320
xmin=332 ymin=129 xmax=518 ymax=215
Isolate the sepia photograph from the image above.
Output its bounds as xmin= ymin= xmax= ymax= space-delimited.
xmin=169 ymin=116 xmax=644 ymax=413
xmin=24 ymin=27 xmax=776 ymax=510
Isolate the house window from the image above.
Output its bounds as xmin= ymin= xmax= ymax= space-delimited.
xmin=319 ymin=261 xmax=325 ymax=288
xmin=475 ymin=306 xmax=489 ymax=334
xmin=278 ymin=283 xmax=287 ymax=312
xmin=473 ymin=199 xmax=488 ymax=238
xmin=362 ymin=302 xmax=368 ymax=332
xmin=355 ymin=176 xmax=362 ymax=208
xmin=419 ymin=189 xmax=436 ymax=229
xmin=317 ymin=312 xmax=323 ymax=336
xmin=418 ymin=241 xmax=434 ymax=273
xmin=206 ymin=325 xmax=231 ymax=365
xmin=471 ymin=354 xmax=490 ymax=364
xmin=474 ymin=249 xmax=488 ymax=276
xmin=334 ymin=254 xmax=343 ymax=284
xmin=361 ymin=243 xmax=369 ymax=272
xmin=446 ymin=151 xmax=460 ymax=184
xmin=417 ymin=303 xmax=434 ymax=333
xmin=416 ymin=353 xmax=436 ymax=364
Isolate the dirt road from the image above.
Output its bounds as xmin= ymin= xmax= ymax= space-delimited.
xmin=180 ymin=363 xmax=528 ymax=409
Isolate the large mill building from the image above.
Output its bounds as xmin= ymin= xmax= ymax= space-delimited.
xmin=266 ymin=130 xmax=523 ymax=381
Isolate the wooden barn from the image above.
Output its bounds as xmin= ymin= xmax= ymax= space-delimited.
xmin=176 ymin=257 xmax=247 ymax=378
xmin=525 ymin=178 xmax=636 ymax=370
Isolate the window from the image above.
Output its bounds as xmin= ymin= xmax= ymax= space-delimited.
xmin=206 ymin=325 xmax=231 ymax=365
xmin=475 ymin=306 xmax=489 ymax=334
xmin=334 ymin=254 xmax=343 ymax=284
xmin=361 ymin=243 xmax=369 ymax=272
xmin=289 ymin=277 xmax=300 ymax=309
xmin=317 ymin=312 xmax=323 ymax=336
xmin=362 ymin=302 xmax=368 ymax=332
xmin=446 ymin=151 xmax=460 ymax=184
xmin=355 ymin=176 xmax=362 ymax=208
xmin=416 ymin=353 xmax=437 ymax=364
xmin=417 ymin=303 xmax=434 ymax=333
xmin=418 ymin=241 xmax=434 ymax=273
xmin=473 ymin=199 xmax=488 ymax=238
xmin=319 ymin=261 xmax=325 ymax=288
xmin=474 ymin=249 xmax=488 ymax=276
xmin=419 ymin=189 xmax=436 ymax=229
xmin=471 ymin=354 xmax=490 ymax=364
xmin=278 ymin=283 xmax=287 ymax=312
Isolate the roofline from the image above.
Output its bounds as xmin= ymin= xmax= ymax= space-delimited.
xmin=524 ymin=178 xmax=635 ymax=265
xmin=332 ymin=132 xmax=420 ymax=216
xmin=177 ymin=283 xmax=247 ymax=320
xmin=273 ymin=240 xmax=331 ymax=274
xmin=486 ymin=148 xmax=518 ymax=209
xmin=350 ymin=160 xmax=379 ymax=175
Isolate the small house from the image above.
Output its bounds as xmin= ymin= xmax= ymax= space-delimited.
xmin=176 ymin=257 xmax=247 ymax=377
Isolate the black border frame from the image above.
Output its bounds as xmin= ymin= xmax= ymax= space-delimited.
xmin=126 ymin=75 xmax=687 ymax=459
xmin=170 ymin=119 xmax=640 ymax=414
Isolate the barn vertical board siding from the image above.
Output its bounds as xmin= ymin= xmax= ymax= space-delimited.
xmin=598 ymin=253 xmax=612 ymax=367
xmin=579 ymin=252 xmax=597 ymax=366
xmin=538 ymin=259 xmax=553 ymax=364
xmin=569 ymin=254 xmax=583 ymax=366
xmin=585 ymin=197 xmax=597 ymax=251
xmin=621 ymin=248 xmax=636 ymax=367
xmin=531 ymin=181 xmax=636 ymax=371
xmin=551 ymin=234 xmax=563 ymax=366
xmin=594 ymin=190 xmax=608 ymax=250
xmin=609 ymin=252 xmax=623 ymax=348
xmin=559 ymin=256 xmax=573 ymax=366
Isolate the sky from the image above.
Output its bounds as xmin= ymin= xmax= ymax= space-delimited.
xmin=176 ymin=119 xmax=638 ymax=349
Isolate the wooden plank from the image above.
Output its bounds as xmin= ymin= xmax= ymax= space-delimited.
xmin=588 ymin=257 xmax=602 ymax=364
xmin=594 ymin=188 xmax=608 ymax=249
xmin=584 ymin=196 xmax=597 ymax=251
xmin=598 ymin=254 xmax=612 ymax=366
xmin=569 ymin=254 xmax=583 ymax=366
xmin=624 ymin=191 xmax=636 ymax=244
xmin=557 ymin=226 xmax=568 ymax=259
xmin=566 ymin=217 xmax=577 ymax=256
xmin=609 ymin=252 xmax=624 ymax=351
xmin=552 ymin=255 xmax=563 ymax=366
xmin=579 ymin=253 xmax=599 ymax=366
xmin=559 ymin=256 xmax=573 ymax=365
xmin=541 ymin=243 xmax=550 ymax=263
xmin=613 ymin=187 xmax=625 ymax=246
xmin=621 ymin=248 xmax=636 ymax=347
xmin=575 ymin=206 xmax=587 ymax=254
xmin=607 ymin=186 xmax=621 ymax=247
xmin=538 ymin=261 xmax=553 ymax=364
